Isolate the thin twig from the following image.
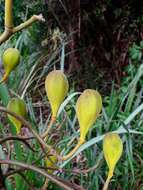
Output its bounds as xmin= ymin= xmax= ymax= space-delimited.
xmin=13 ymin=14 xmax=45 ymax=33
xmin=0 ymin=136 xmax=36 ymax=152
xmin=5 ymin=158 xmax=102 ymax=178
xmin=0 ymin=159 xmax=73 ymax=190
xmin=41 ymin=116 xmax=56 ymax=139
xmin=0 ymin=106 xmax=62 ymax=160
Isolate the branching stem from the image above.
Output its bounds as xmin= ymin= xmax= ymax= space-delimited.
xmin=0 ymin=0 xmax=45 ymax=45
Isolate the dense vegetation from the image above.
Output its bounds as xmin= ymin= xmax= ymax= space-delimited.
xmin=0 ymin=0 xmax=143 ymax=190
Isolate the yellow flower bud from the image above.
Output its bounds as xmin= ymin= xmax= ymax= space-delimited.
xmin=7 ymin=98 xmax=27 ymax=134
xmin=45 ymin=141 xmax=59 ymax=170
xmin=45 ymin=70 xmax=69 ymax=118
xmin=0 ymin=48 xmax=20 ymax=83
xmin=44 ymin=149 xmax=59 ymax=189
xmin=103 ymin=133 xmax=123 ymax=190
xmin=45 ymin=154 xmax=58 ymax=174
xmin=76 ymin=89 xmax=102 ymax=141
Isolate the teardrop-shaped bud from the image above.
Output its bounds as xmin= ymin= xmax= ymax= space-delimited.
xmin=76 ymin=89 xmax=102 ymax=141
xmin=7 ymin=98 xmax=27 ymax=134
xmin=45 ymin=70 xmax=69 ymax=118
xmin=103 ymin=133 xmax=123 ymax=190
xmin=0 ymin=48 xmax=20 ymax=83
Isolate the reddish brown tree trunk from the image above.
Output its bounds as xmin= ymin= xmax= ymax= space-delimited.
xmin=66 ymin=0 xmax=81 ymax=72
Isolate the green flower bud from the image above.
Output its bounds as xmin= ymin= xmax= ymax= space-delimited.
xmin=0 ymin=48 xmax=20 ymax=83
xmin=7 ymin=98 xmax=27 ymax=134
xmin=76 ymin=89 xmax=102 ymax=141
xmin=45 ymin=70 xmax=69 ymax=118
